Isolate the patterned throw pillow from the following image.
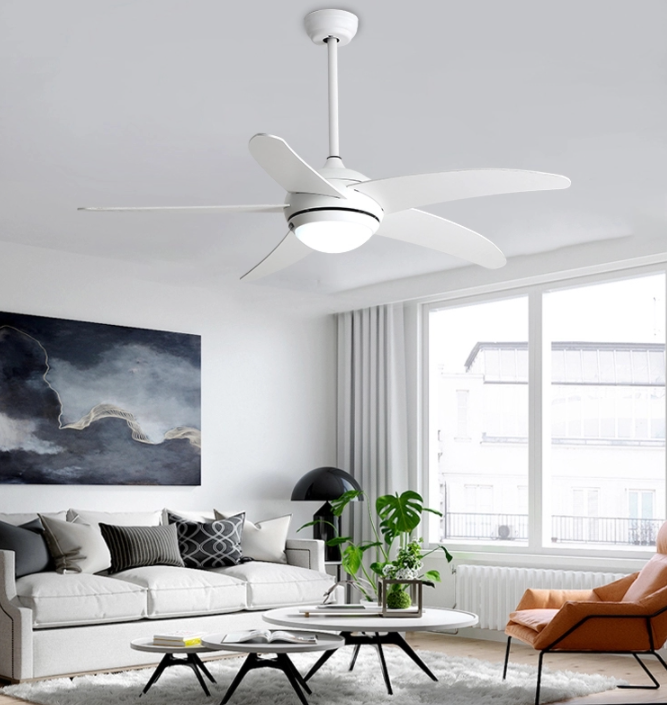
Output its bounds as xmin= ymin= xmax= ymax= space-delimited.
xmin=99 ymin=523 xmax=185 ymax=573
xmin=167 ymin=512 xmax=245 ymax=569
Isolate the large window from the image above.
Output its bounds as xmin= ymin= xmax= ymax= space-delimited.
xmin=428 ymin=296 xmax=529 ymax=544
xmin=427 ymin=270 xmax=666 ymax=553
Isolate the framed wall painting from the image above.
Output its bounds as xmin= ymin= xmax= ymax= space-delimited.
xmin=0 ymin=311 xmax=201 ymax=485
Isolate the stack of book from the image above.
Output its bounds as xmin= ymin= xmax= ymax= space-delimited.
xmin=153 ymin=630 xmax=206 ymax=647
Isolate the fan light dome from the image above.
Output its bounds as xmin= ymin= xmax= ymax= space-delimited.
xmin=290 ymin=209 xmax=379 ymax=253
xmin=295 ymin=220 xmax=373 ymax=253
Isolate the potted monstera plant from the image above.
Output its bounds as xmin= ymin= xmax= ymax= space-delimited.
xmin=300 ymin=489 xmax=452 ymax=604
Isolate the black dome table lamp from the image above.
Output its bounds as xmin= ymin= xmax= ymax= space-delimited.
xmin=291 ymin=466 xmax=362 ymax=562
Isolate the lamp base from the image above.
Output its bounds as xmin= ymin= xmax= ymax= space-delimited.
xmin=312 ymin=501 xmax=341 ymax=562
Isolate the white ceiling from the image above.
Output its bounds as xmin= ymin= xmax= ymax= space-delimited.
xmin=2 ymin=0 xmax=667 ymax=298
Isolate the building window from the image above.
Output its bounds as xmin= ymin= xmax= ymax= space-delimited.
xmin=427 ymin=269 xmax=666 ymax=554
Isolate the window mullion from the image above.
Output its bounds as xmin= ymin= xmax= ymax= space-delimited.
xmin=528 ymin=290 xmax=544 ymax=550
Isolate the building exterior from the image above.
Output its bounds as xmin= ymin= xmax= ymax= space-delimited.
xmin=436 ymin=341 xmax=666 ymax=547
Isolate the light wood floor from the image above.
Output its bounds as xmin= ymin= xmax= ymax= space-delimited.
xmin=2 ymin=633 xmax=667 ymax=704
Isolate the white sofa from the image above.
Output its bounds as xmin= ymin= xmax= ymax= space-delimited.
xmin=0 ymin=510 xmax=333 ymax=683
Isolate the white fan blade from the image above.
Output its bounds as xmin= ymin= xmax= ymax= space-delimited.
xmin=241 ymin=231 xmax=312 ymax=281
xmin=378 ymin=209 xmax=506 ymax=269
xmin=78 ymin=204 xmax=286 ymax=213
xmin=249 ymin=133 xmax=347 ymax=199
xmin=351 ymin=169 xmax=570 ymax=214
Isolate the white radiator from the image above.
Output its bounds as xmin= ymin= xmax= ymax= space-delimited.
xmin=455 ymin=565 xmax=628 ymax=631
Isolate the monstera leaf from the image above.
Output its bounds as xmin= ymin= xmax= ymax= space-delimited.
xmin=376 ymin=491 xmax=431 ymax=544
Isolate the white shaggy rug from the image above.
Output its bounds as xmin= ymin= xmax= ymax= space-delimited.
xmin=2 ymin=648 xmax=624 ymax=705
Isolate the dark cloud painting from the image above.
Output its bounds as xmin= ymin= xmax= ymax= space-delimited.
xmin=0 ymin=311 xmax=201 ymax=485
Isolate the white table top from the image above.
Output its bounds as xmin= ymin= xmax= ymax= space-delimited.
xmin=130 ymin=637 xmax=224 ymax=654
xmin=202 ymin=631 xmax=344 ymax=655
xmin=263 ymin=606 xmax=479 ymax=632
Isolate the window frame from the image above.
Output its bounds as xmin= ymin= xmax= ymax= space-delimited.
xmin=421 ymin=262 xmax=667 ymax=568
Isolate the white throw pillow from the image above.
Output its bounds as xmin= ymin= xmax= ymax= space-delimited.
xmin=68 ymin=509 xmax=163 ymax=527
xmin=214 ymin=510 xmax=291 ymax=564
xmin=38 ymin=514 xmax=112 ymax=574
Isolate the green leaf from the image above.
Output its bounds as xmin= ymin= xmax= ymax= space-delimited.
xmin=341 ymin=545 xmax=362 ymax=575
xmin=359 ymin=541 xmax=382 ymax=553
xmin=436 ymin=545 xmax=453 ymax=563
xmin=376 ymin=491 xmax=424 ymax=542
xmin=423 ymin=570 xmax=441 ymax=583
xmin=326 ymin=536 xmax=351 ymax=547
xmin=422 ymin=507 xmax=443 ymax=518
xmin=296 ymin=518 xmax=338 ymax=534
xmin=330 ymin=489 xmax=364 ymax=517
xmin=370 ymin=561 xmax=387 ymax=575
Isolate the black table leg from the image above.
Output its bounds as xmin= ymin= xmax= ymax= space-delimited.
xmin=304 ymin=631 xmax=437 ymax=695
xmin=303 ymin=646 xmax=341 ymax=681
xmin=389 ymin=632 xmax=437 ymax=681
xmin=140 ymin=652 xmax=214 ymax=697
xmin=348 ymin=643 xmax=361 ymax=671
xmin=219 ymin=652 xmax=311 ymax=705
xmin=373 ymin=635 xmax=393 ymax=695
xmin=194 ymin=654 xmax=217 ymax=683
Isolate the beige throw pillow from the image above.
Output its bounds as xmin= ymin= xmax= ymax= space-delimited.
xmin=214 ymin=510 xmax=291 ymax=564
xmin=38 ymin=514 xmax=112 ymax=574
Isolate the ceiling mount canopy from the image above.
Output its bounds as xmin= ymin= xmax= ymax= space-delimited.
xmin=78 ymin=8 xmax=570 ymax=282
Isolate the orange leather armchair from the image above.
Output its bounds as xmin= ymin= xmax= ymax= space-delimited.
xmin=504 ymin=522 xmax=667 ymax=705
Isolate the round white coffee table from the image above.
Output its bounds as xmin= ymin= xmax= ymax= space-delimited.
xmin=203 ymin=631 xmax=344 ymax=705
xmin=131 ymin=637 xmax=223 ymax=697
xmin=263 ymin=606 xmax=478 ymax=695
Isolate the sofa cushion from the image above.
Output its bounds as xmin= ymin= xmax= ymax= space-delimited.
xmin=0 ymin=518 xmax=53 ymax=578
xmin=0 ymin=511 xmax=67 ymax=527
xmin=168 ymin=512 xmax=244 ymax=568
xmin=68 ymin=509 xmax=162 ymax=527
xmin=215 ymin=510 xmax=291 ymax=564
xmin=39 ymin=514 xmax=112 ymax=574
xmin=111 ymin=565 xmax=247 ymax=618
xmin=100 ymin=523 xmax=184 ymax=573
xmin=214 ymin=562 xmax=334 ymax=610
xmin=15 ymin=572 xmax=147 ymax=628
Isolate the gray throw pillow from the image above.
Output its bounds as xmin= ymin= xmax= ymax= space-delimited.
xmin=39 ymin=514 xmax=112 ymax=574
xmin=0 ymin=518 xmax=53 ymax=578
xmin=100 ymin=523 xmax=185 ymax=573
xmin=167 ymin=512 xmax=245 ymax=569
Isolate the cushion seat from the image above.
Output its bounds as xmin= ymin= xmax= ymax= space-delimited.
xmin=214 ymin=561 xmax=334 ymax=610
xmin=111 ymin=565 xmax=247 ymax=618
xmin=508 ymin=608 xmax=559 ymax=633
xmin=16 ymin=572 xmax=147 ymax=628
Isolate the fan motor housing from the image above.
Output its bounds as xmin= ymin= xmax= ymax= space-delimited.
xmin=285 ymin=189 xmax=384 ymax=236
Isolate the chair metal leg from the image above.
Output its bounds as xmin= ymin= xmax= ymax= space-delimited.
xmin=535 ymin=651 xmax=544 ymax=705
xmin=617 ymin=653 xmax=660 ymax=689
xmin=502 ymin=637 xmax=511 ymax=680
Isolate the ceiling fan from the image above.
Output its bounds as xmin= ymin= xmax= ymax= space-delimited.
xmin=79 ymin=8 xmax=570 ymax=281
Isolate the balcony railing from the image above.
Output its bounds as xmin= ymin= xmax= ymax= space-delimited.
xmin=442 ymin=512 xmax=663 ymax=546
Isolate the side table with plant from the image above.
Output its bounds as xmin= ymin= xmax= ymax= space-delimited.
xmin=300 ymin=489 xmax=452 ymax=606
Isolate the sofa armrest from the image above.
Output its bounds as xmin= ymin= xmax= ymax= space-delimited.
xmin=0 ymin=550 xmax=34 ymax=681
xmin=285 ymin=539 xmax=326 ymax=572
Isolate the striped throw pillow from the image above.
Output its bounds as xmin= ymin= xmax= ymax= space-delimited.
xmin=99 ymin=523 xmax=184 ymax=573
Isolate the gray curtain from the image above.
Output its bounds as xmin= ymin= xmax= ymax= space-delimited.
xmin=336 ymin=303 xmax=413 ymax=558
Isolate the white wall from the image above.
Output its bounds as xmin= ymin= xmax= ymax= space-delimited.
xmin=0 ymin=241 xmax=337 ymax=533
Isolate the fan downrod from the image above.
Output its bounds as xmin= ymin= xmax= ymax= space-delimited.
xmin=304 ymin=9 xmax=358 ymax=46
